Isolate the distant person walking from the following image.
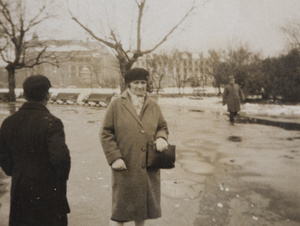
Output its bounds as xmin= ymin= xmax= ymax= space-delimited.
xmin=222 ymin=75 xmax=245 ymax=124
xmin=100 ymin=68 xmax=169 ymax=226
xmin=0 ymin=75 xmax=71 ymax=226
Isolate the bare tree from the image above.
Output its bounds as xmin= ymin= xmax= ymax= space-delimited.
xmin=170 ymin=50 xmax=186 ymax=94
xmin=0 ymin=0 xmax=58 ymax=101
xmin=194 ymin=53 xmax=210 ymax=89
xmin=70 ymin=0 xmax=198 ymax=92
xmin=206 ymin=49 xmax=224 ymax=95
xmin=182 ymin=51 xmax=193 ymax=92
xmin=206 ymin=44 xmax=257 ymax=95
xmin=282 ymin=21 xmax=300 ymax=50
xmin=146 ymin=53 xmax=169 ymax=93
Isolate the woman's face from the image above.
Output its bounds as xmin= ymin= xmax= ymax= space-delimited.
xmin=129 ymin=80 xmax=147 ymax=96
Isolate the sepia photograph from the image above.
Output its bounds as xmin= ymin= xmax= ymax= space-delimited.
xmin=0 ymin=0 xmax=300 ymax=225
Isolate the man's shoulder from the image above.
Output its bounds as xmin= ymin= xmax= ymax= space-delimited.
xmin=45 ymin=111 xmax=60 ymax=121
xmin=1 ymin=114 xmax=14 ymax=127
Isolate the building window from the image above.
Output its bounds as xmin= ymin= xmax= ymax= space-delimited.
xmin=71 ymin=65 xmax=77 ymax=78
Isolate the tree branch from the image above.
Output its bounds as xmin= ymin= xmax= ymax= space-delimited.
xmin=24 ymin=6 xmax=53 ymax=32
xmin=0 ymin=0 xmax=16 ymax=41
xmin=136 ymin=0 xmax=146 ymax=52
xmin=142 ymin=2 xmax=197 ymax=55
xmin=70 ymin=10 xmax=117 ymax=49
xmin=0 ymin=45 xmax=10 ymax=63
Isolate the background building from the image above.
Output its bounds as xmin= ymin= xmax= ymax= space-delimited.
xmin=0 ymin=38 xmax=120 ymax=89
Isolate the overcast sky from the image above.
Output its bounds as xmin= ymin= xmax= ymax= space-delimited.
xmin=9 ymin=0 xmax=300 ymax=59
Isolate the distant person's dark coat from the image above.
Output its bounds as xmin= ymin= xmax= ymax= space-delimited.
xmin=0 ymin=102 xmax=71 ymax=226
xmin=222 ymin=83 xmax=245 ymax=112
xmin=100 ymin=90 xmax=169 ymax=222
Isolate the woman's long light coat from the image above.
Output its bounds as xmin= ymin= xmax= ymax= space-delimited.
xmin=100 ymin=90 xmax=168 ymax=222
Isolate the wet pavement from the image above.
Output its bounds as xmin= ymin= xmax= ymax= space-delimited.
xmin=0 ymin=99 xmax=300 ymax=226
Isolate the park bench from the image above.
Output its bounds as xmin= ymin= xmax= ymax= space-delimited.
xmin=82 ymin=93 xmax=113 ymax=107
xmin=0 ymin=92 xmax=9 ymax=102
xmin=50 ymin=92 xmax=80 ymax=105
xmin=152 ymin=88 xmax=164 ymax=94
xmin=192 ymin=87 xmax=206 ymax=96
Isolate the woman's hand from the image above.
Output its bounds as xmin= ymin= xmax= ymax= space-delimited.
xmin=111 ymin=158 xmax=127 ymax=171
xmin=155 ymin=138 xmax=168 ymax=152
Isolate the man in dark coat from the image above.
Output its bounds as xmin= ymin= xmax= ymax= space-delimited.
xmin=222 ymin=75 xmax=245 ymax=124
xmin=0 ymin=75 xmax=71 ymax=226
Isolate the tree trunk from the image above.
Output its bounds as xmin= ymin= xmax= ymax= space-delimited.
xmin=119 ymin=62 xmax=132 ymax=93
xmin=119 ymin=70 xmax=126 ymax=93
xmin=6 ymin=66 xmax=16 ymax=102
xmin=119 ymin=58 xmax=139 ymax=93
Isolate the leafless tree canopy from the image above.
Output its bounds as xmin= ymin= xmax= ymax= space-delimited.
xmin=0 ymin=0 xmax=60 ymax=68
xmin=282 ymin=21 xmax=300 ymax=50
xmin=0 ymin=0 xmax=58 ymax=101
xmin=70 ymin=0 xmax=199 ymax=89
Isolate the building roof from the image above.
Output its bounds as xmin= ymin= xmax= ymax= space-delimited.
xmin=50 ymin=44 xmax=90 ymax=52
xmin=34 ymin=44 xmax=91 ymax=53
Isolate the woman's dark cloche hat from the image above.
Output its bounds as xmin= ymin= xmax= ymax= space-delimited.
xmin=125 ymin=68 xmax=149 ymax=84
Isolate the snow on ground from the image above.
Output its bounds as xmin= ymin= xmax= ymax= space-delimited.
xmin=158 ymin=96 xmax=300 ymax=119
xmin=1 ymin=87 xmax=300 ymax=119
xmin=241 ymin=102 xmax=300 ymax=118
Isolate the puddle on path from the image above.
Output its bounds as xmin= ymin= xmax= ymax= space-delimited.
xmin=163 ymin=146 xmax=215 ymax=199
xmin=228 ymin=136 xmax=242 ymax=142
xmin=87 ymin=120 xmax=100 ymax=124
xmin=286 ymin=136 xmax=300 ymax=141
xmin=189 ymin=109 xmax=205 ymax=113
xmin=178 ymin=159 xmax=215 ymax=174
xmin=62 ymin=109 xmax=79 ymax=114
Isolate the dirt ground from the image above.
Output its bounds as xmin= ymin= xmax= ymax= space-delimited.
xmin=0 ymin=99 xmax=300 ymax=226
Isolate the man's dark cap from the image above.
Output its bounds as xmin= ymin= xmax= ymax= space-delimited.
xmin=23 ymin=75 xmax=52 ymax=102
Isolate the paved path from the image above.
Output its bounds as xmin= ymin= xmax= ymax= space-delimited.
xmin=0 ymin=100 xmax=300 ymax=226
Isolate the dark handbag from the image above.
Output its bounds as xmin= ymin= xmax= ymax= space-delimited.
xmin=146 ymin=142 xmax=176 ymax=169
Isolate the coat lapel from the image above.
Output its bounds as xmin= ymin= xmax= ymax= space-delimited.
xmin=121 ymin=91 xmax=144 ymax=127
xmin=140 ymin=94 xmax=150 ymax=119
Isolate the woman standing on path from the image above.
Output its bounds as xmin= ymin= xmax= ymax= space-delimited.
xmin=100 ymin=68 xmax=169 ymax=226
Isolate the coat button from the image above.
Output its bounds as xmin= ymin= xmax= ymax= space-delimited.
xmin=141 ymin=163 xmax=146 ymax=169
xmin=140 ymin=130 xmax=145 ymax=134
xmin=141 ymin=148 xmax=146 ymax=152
